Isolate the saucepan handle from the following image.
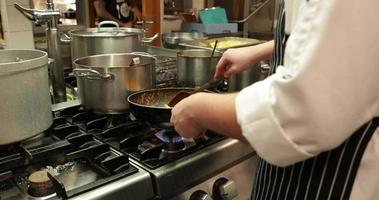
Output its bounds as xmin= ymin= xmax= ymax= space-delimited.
xmin=73 ymin=68 xmax=113 ymax=81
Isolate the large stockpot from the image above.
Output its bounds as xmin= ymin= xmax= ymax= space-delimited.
xmin=61 ymin=21 xmax=158 ymax=63
xmin=0 ymin=49 xmax=52 ymax=145
xmin=177 ymin=49 xmax=222 ymax=87
xmin=73 ymin=53 xmax=156 ymax=114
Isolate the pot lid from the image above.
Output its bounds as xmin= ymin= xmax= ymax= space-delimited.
xmin=69 ymin=27 xmax=144 ymax=37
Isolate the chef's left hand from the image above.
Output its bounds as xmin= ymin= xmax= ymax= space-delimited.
xmin=170 ymin=93 xmax=205 ymax=138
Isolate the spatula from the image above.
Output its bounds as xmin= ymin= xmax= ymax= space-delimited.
xmin=167 ymin=40 xmax=219 ymax=107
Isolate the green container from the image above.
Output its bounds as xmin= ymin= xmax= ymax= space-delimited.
xmin=199 ymin=7 xmax=228 ymax=24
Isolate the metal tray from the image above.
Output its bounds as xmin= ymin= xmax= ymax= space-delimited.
xmin=179 ymin=37 xmax=263 ymax=51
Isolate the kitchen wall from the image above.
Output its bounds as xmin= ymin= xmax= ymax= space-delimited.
xmin=0 ymin=0 xmax=34 ymax=49
xmin=161 ymin=0 xmax=205 ymax=34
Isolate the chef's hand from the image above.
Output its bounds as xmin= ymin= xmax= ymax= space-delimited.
xmin=214 ymin=41 xmax=275 ymax=79
xmin=170 ymin=94 xmax=205 ymax=138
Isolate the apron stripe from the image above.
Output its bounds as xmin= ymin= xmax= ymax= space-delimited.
xmin=340 ymin=120 xmax=377 ymax=200
xmin=263 ymin=165 xmax=273 ymax=200
xmin=268 ymin=166 xmax=278 ymax=200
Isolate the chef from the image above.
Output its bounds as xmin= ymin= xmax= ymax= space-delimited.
xmin=171 ymin=0 xmax=379 ymax=199
xmin=93 ymin=0 xmax=142 ymax=27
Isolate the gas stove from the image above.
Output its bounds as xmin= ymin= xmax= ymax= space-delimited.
xmin=0 ymin=101 xmax=254 ymax=200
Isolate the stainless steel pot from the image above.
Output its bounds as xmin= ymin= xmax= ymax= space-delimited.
xmin=73 ymin=52 xmax=156 ymax=114
xmin=177 ymin=49 xmax=222 ymax=87
xmin=61 ymin=21 xmax=159 ymax=63
xmin=227 ymin=62 xmax=270 ymax=92
xmin=0 ymin=49 xmax=52 ymax=145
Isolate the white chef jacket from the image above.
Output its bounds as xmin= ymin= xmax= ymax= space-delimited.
xmin=235 ymin=0 xmax=379 ymax=199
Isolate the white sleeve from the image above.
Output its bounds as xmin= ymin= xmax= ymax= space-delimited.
xmin=235 ymin=0 xmax=379 ymax=167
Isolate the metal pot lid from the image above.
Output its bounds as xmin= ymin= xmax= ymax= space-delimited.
xmin=69 ymin=27 xmax=144 ymax=37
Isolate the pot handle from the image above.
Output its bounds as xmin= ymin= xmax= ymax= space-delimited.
xmin=141 ymin=33 xmax=159 ymax=43
xmin=60 ymin=32 xmax=71 ymax=43
xmin=129 ymin=52 xmax=157 ymax=60
xmin=98 ymin=20 xmax=120 ymax=29
xmin=73 ymin=68 xmax=113 ymax=80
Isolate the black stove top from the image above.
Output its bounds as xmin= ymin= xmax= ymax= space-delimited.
xmin=0 ymin=105 xmax=225 ymax=199
xmin=53 ymin=105 xmax=225 ymax=169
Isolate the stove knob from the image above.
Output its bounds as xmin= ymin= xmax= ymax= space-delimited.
xmin=212 ymin=177 xmax=238 ymax=200
xmin=189 ymin=190 xmax=213 ymax=200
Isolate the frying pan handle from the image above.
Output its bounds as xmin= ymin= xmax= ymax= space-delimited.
xmin=73 ymin=68 xmax=113 ymax=81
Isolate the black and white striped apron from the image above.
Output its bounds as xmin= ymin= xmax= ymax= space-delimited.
xmin=252 ymin=2 xmax=379 ymax=200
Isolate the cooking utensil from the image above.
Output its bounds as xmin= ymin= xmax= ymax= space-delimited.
xmin=60 ymin=21 xmax=159 ymax=64
xmin=128 ymin=88 xmax=195 ymax=123
xmin=0 ymin=49 xmax=52 ymax=145
xmin=167 ymin=40 xmax=219 ymax=107
xmin=73 ymin=52 xmax=156 ymax=114
xmin=177 ymin=49 xmax=222 ymax=87
xmin=167 ymin=78 xmax=221 ymax=107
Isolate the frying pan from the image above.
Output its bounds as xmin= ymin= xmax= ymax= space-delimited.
xmin=127 ymin=88 xmax=195 ymax=124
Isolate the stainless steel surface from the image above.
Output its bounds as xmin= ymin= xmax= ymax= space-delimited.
xmin=0 ymin=49 xmax=52 ymax=145
xmin=132 ymin=138 xmax=255 ymax=199
xmin=228 ymin=62 xmax=270 ymax=92
xmin=177 ymin=49 xmax=222 ymax=87
xmin=15 ymin=2 xmax=67 ymax=103
xmin=228 ymin=63 xmax=261 ymax=92
xmin=70 ymin=165 xmax=155 ymax=200
xmin=73 ymin=53 xmax=156 ymax=114
xmin=63 ymin=21 xmax=158 ymax=63
xmin=162 ymin=32 xmax=206 ymax=49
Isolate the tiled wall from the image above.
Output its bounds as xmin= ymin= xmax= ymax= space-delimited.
xmin=0 ymin=0 xmax=34 ymax=49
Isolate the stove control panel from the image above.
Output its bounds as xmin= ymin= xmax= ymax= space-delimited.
xmin=212 ymin=177 xmax=238 ymax=200
xmin=189 ymin=190 xmax=213 ymax=200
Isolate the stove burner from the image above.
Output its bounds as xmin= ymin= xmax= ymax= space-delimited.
xmin=154 ymin=129 xmax=185 ymax=152
xmin=28 ymin=170 xmax=55 ymax=197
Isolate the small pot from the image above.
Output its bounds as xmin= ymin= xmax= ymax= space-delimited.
xmin=0 ymin=49 xmax=52 ymax=145
xmin=177 ymin=49 xmax=222 ymax=87
xmin=73 ymin=52 xmax=156 ymax=114
xmin=227 ymin=62 xmax=270 ymax=92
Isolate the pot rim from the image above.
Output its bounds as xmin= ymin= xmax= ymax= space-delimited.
xmin=73 ymin=53 xmax=156 ymax=69
xmin=177 ymin=49 xmax=222 ymax=58
xmin=69 ymin=27 xmax=144 ymax=38
xmin=0 ymin=49 xmax=48 ymax=74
